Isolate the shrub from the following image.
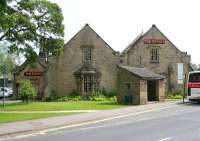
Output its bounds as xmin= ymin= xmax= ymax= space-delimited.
xmin=44 ymin=89 xmax=118 ymax=102
xmin=90 ymin=94 xmax=108 ymax=101
xmin=167 ymin=90 xmax=184 ymax=99
xmin=109 ymin=96 xmax=117 ymax=101
xmin=19 ymin=80 xmax=37 ymax=102
xmin=57 ymin=96 xmax=82 ymax=101
xmin=167 ymin=94 xmax=183 ymax=99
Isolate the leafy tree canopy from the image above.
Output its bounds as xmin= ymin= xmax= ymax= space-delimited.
xmin=0 ymin=43 xmax=18 ymax=76
xmin=0 ymin=0 xmax=64 ymax=62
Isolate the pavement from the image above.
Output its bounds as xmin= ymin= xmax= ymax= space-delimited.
xmin=17 ymin=101 xmax=200 ymax=141
xmin=0 ymin=101 xmax=181 ymax=140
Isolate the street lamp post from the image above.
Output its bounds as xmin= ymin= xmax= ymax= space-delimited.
xmin=2 ymin=65 xmax=7 ymax=108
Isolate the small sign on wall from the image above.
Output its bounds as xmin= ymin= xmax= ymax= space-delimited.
xmin=177 ymin=63 xmax=184 ymax=84
xmin=24 ymin=71 xmax=44 ymax=76
xmin=143 ymin=38 xmax=165 ymax=44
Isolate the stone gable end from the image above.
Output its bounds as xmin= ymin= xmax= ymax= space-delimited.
xmin=46 ymin=24 xmax=120 ymax=96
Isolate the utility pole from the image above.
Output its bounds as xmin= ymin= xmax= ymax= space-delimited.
xmin=2 ymin=65 xmax=7 ymax=108
xmin=183 ymin=74 xmax=187 ymax=103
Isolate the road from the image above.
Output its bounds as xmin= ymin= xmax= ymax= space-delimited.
xmin=6 ymin=103 xmax=200 ymax=141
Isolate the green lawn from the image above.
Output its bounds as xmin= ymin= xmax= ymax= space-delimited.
xmin=0 ymin=101 xmax=124 ymax=111
xmin=0 ymin=113 xmax=75 ymax=124
xmin=0 ymin=101 xmax=124 ymax=124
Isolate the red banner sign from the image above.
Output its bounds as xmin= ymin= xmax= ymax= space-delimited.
xmin=144 ymin=38 xmax=165 ymax=44
xmin=24 ymin=71 xmax=43 ymax=76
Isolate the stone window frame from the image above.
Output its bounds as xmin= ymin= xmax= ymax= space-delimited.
xmin=75 ymin=74 xmax=100 ymax=94
xmin=81 ymin=45 xmax=94 ymax=63
xmin=83 ymin=75 xmax=93 ymax=92
xmin=150 ymin=46 xmax=160 ymax=63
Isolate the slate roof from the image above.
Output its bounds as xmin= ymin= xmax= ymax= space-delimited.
xmin=119 ymin=65 xmax=165 ymax=80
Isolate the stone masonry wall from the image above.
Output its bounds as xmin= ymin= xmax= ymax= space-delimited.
xmin=122 ymin=25 xmax=190 ymax=93
xmin=117 ymin=67 xmax=140 ymax=104
xmin=139 ymin=80 xmax=147 ymax=104
xmin=46 ymin=25 xmax=120 ymax=96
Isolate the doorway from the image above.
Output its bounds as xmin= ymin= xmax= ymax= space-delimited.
xmin=147 ymin=80 xmax=157 ymax=101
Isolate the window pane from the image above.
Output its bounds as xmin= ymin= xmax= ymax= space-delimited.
xmin=150 ymin=48 xmax=159 ymax=62
xmin=84 ymin=48 xmax=92 ymax=61
xmin=76 ymin=75 xmax=99 ymax=93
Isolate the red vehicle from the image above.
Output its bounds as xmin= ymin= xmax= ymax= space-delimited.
xmin=187 ymin=71 xmax=200 ymax=102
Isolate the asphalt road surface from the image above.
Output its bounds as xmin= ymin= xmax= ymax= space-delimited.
xmin=6 ymin=103 xmax=200 ymax=141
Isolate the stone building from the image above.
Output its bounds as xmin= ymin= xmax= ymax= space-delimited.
xmin=13 ymin=59 xmax=47 ymax=99
xmin=121 ymin=24 xmax=191 ymax=93
xmin=13 ymin=24 xmax=191 ymax=104
xmin=44 ymin=24 xmax=119 ymax=97
xmin=117 ymin=66 xmax=165 ymax=104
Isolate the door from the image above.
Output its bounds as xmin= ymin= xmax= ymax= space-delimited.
xmin=147 ymin=80 xmax=156 ymax=101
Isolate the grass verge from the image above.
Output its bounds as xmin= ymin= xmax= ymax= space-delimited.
xmin=0 ymin=113 xmax=76 ymax=124
xmin=0 ymin=101 xmax=124 ymax=123
xmin=0 ymin=101 xmax=124 ymax=111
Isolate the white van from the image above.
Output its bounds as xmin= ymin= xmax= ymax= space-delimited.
xmin=187 ymin=71 xmax=200 ymax=101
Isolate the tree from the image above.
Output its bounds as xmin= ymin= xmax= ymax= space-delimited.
xmin=19 ymin=79 xmax=36 ymax=102
xmin=0 ymin=43 xmax=16 ymax=76
xmin=0 ymin=0 xmax=64 ymax=62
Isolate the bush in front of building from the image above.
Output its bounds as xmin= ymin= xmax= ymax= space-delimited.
xmin=44 ymin=89 xmax=118 ymax=102
xmin=57 ymin=96 xmax=82 ymax=101
xmin=167 ymin=90 xmax=184 ymax=99
xmin=19 ymin=80 xmax=37 ymax=102
xmin=167 ymin=94 xmax=183 ymax=99
xmin=55 ymin=95 xmax=117 ymax=102
xmin=44 ymin=89 xmax=117 ymax=102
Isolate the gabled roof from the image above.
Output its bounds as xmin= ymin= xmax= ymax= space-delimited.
xmin=64 ymin=24 xmax=117 ymax=53
xmin=122 ymin=31 xmax=143 ymax=54
xmin=122 ymin=24 xmax=187 ymax=55
xmin=13 ymin=58 xmax=47 ymax=75
xmin=118 ymin=65 xmax=165 ymax=80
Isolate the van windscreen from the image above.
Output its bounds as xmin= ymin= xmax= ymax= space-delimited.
xmin=189 ymin=73 xmax=200 ymax=83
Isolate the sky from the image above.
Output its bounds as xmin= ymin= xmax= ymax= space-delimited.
xmin=50 ymin=0 xmax=200 ymax=64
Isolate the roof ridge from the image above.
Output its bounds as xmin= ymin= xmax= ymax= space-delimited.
xmin=122 ymin=31 xmax=143 ymax=54
xmin=64 ymin=23 xmax=117 ymax=53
